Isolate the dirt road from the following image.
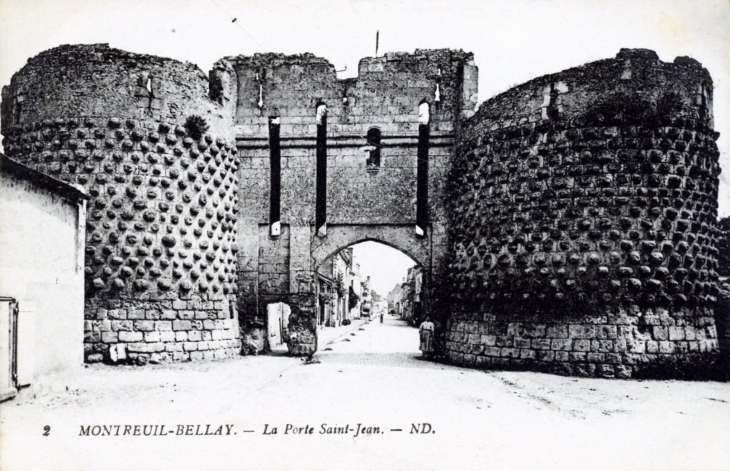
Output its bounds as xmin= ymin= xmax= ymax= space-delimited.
xmin=1 ymin=315 xmax=728 ymax=471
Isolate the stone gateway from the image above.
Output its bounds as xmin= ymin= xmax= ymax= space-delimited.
xmin=1 ymin=44 xmax=723 ymax=378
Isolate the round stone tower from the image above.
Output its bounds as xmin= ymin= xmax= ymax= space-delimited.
xmin=1 ymin=44 xmax=242 ymax=364
xmin=446 ymin=49 xmax=722 ymax=378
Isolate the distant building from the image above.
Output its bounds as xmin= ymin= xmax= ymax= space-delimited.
xmin=387 ymin=279 xmax=409 ymax=321
xmin=316 ymin=248 xmax=352 ymax=327
xmin=400 ymin=277 xmax=414 ymax=323
xmin=387 ymin=283 xmax=401 ymax=315
xmin=384 ymin=267 xmax=423 ymax=325
xmin=360 ymin=276 xmax=372 ymax=317
xmin=412 ymin=267 xmax=424 ymax=325
xmin=348 ymin=262 xmax=362 ymax=319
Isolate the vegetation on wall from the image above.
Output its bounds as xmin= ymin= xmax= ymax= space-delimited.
xmin=184 ymin=115 xmax=210 ymax=140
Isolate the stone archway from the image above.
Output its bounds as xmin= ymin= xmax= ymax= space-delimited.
xmin=238 ymin=223 xmax=439 ymax=356
xmin=229 ymin=50 xmax=469 ymax=357
xmin=310 ymin=225 xmax=430 ymax=270
xmin=283 ymin=224 xmax=434 ymax=356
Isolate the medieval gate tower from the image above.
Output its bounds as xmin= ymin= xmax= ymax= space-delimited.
xmin=1 ymin=44 xmax=724 ymax=378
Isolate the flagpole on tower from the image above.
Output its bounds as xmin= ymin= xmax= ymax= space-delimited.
xmin=376 ymin=30 xmax=379 ymax=57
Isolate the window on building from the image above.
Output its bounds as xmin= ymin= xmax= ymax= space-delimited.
xmin=366 ymin=127 xmax=381 ymax=172
xmin=418 ymin=101 xmax=430 ymax=125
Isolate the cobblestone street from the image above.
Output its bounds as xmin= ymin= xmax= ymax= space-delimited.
xmin=1 ymin=314 xmax=728 ymax=471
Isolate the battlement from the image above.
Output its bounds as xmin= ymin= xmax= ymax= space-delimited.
xmin=468 ymin=48 xmax=714 ymax=130
xmin=1 ymin=44 xmax=235 ymax=138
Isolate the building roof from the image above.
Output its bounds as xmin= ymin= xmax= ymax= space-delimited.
xmin=317 ymin=272 xmax=335 ymax=284
xmin=0 ymin=153 xmax=88 ymax=202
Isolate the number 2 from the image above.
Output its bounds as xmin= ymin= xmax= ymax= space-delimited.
xmin=43 ymin=425 xmax=50 ymax=436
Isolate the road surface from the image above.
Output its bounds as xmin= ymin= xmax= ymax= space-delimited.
xmin=1 ymin=315 xmax=729 ymax=471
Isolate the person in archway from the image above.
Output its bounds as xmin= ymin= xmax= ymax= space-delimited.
xmin=419 ymin=316 xmax=435 ymax=359
xmin=380 ymin=310 xmax=384 ymax=324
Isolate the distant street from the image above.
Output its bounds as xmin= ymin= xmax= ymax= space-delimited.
xmin=1 ymin=314 xmax=729 ymax=471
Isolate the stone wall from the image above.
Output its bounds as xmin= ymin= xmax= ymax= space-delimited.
xmin=1 ymin=44 xmax=241 ymax=364
xmin=230 ymin=50 xmax=476 ymax=225
xmin=230 ymin=50 xmax=476 ymax=354
xmin=717 ymin=282 xmax=730 ymax=374
xmin=3 ymin=44 xmax=724 ymax=377
xmin=444 ymin=49 xmax=723 ymax=378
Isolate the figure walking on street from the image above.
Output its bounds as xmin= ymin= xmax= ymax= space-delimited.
xmin=380 ymin=311 xmax=384 ymax=324
xmin=419 ymin=316 xmax=435 ymax=359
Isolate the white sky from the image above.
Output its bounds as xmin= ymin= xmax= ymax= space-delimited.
xmin=351 ymin=241 xmax=416 ymax=296
xmin=1 ymin=0 xmax=728 ymax=291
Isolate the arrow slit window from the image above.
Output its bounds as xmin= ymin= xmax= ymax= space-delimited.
xmin=416 ymin=101 xmax=430 ymax=237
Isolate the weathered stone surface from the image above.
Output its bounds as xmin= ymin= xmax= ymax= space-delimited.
xmin=443 ymin=49 xmax=722 ymax=379
xmin=2 ymin=45 xmax=723 ymax=378
xmin=230 ymin=50 xmax=475 ymax=354
xmin=1 ymin=44 xmax=241 ymax=363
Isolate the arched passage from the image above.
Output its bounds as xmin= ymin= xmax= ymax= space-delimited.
xmin=310 ymin=225 xmax=430 ymax=270
xmin=313 ymin=239 xmax=426 ymax=353
xmin=233 ymin=54 xmax=460 ymax=359
xmin=309 ymin=225 xmax=433 ymax=350
xmin=239 ymin=223 xmax=440 ymax=357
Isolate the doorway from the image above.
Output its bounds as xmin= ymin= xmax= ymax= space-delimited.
xmin=266 ymin=302 xmax=291 ymax=353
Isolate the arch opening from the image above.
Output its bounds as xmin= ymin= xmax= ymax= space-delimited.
xmin=266 ymin=301 xmax=291 ymax=353
xmin=314 ymin=241 xmax=427 ymax=354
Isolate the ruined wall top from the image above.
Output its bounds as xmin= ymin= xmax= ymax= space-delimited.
xmin=226 ymin=48 xmax=478 ymax=137
xmin=467 ymin=48 xmax=714 ymax=133
xmin=1 ymin=44 xmax=236 ymax=139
